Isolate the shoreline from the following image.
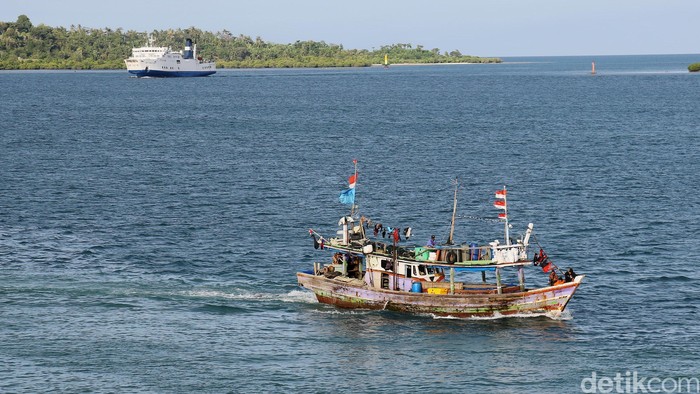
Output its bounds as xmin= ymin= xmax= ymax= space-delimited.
xmin=0 ymin=62 xmax=502 ymax=72
xmin=373 ymin=62 xmax=498 ymax=67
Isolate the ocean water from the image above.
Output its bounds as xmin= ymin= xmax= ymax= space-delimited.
xmin=1 ymin=54 xmax=700 ymax=393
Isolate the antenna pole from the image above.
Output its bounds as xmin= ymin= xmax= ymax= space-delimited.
xmin=504 ymin=185 xmax=510 ymax=245
xmin=350 ymin=159 xmax=358 ymax=217
xmin=447 ymin=179 xmax=458 ymax=245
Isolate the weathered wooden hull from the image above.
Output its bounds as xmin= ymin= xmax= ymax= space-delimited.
xmin=297 ymin=273 xmax=584 ymax=318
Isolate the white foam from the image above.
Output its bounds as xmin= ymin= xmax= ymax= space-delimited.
xmin=309 ymin=308 xmax=372 ymax=315
xmin=181 ymin=288 xmax=317 ymax=304
xmin=430 ymin=309 xmax=574 ymax=321
xmin=278 ymin=289 xmax=317 ymax=304
xmin=547 ymin=309 xmax=573 ymax=321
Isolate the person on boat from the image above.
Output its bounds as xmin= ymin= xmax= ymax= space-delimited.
xmin=564 ymin=267 xmax=577 ymax=282
xmin=347 ymin=256 xmax=361 ymax=279
xmin=332 ymin=252 xmax=343 ymax=265
xmin=548 ymin=270 xmax=560 ymax=286
xmin=427 ymin=235 xmax=436 ymax=248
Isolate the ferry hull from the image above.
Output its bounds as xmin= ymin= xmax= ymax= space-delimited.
xmin=127 ymin=69 xmax=216 ymax=78
xmin=297 ymin=273 xmax=584 ymax=318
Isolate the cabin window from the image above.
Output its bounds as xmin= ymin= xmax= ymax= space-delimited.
xmin=381 ymin=259 xmax=393 ymax=271
xmin=418 ymin=265 xmax=427 ymax=275
xmin=381 ymin=273 xmax=389 ymax=289
xmin=427 ymin=266 xmax=434 ymax=274
xmin=177 ymin=60 xmax=180 ymax=64
xmin=405 ymin=266 xmax=412 ymax=278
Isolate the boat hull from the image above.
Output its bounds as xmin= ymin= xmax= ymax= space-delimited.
xmin=297 ymin=272 xmax=584 ymax=318
xmin=127 ymin=69 xmax=216 ymax=78
xmin=124 ymin=51 xmax=216 ymax=78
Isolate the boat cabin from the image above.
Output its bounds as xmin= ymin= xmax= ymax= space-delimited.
xmin=363 ymin=253 xmax=444 ymax=291
xmin=311 ymin=214 xmax=535 ymax=294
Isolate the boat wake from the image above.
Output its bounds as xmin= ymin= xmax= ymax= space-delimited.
xmin=279 ymin=289 xmax=318 ymax=304
xmin=429 ymin=309 xmax=574 ymax=321
xmin=181 ymin=289 xmax=317 ymax=304
xmin=310 ymin=309 xmax=374 ymax=315
xmin=547 ymin=309 xmax=573 ymax=321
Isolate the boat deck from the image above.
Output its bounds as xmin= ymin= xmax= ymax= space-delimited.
xmin=332 ymin=276 xmax=367 ymax=288
xmin=324 ymin=273 xmax=527 ymax=295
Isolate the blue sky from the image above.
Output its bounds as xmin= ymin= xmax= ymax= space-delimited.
xmin=3 ymin=0 xmax=698 ymax=56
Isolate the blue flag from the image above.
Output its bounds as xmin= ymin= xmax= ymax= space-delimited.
xmin=339 ymin=188 xmax=355 ymax=205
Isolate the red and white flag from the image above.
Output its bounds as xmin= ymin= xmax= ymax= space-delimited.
xmin=495 ymin=189 xmax=507 ymax=199
xmin=494 ymin=200 xmax=506 ymax=210
xmin=348 ymin=174 xmax=357 ymax=189
xmin=498 ymin=213 xmax=507 ymax=219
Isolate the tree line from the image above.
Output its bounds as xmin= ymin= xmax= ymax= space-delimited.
xmin=0 ymin=15 xmax=501 ymax=70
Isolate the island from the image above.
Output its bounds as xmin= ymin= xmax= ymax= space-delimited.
xmin=689 ymin=63 xmax=700 ymax=72
xmin=0 ymin=15 xmax=501 ymax=70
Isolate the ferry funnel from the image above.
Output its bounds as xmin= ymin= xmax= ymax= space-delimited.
xmin=183 ymin=38 xmax=193 ymax=59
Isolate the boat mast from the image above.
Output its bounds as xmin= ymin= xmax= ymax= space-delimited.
xmin=503 ymin=185 xmax=510 ymax=245
xmin=446 ymin=178 xmax=458 ymax=245
xmin=350 ymin=159 xmax=358 ymax=217
xmin=392 ymin=234 xmax=398 ymax=290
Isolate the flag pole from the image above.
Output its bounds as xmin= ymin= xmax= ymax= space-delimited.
xmin=351 ymin=159 xmax=358 ymax=217
xmin=447 ymin=178 xmax=459 ymax=245
xmin=504 ymin=185 xmax=510 ymax=245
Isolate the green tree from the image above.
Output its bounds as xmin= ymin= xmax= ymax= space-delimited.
xmin=16 ymin=15 xmax=32 ymax=33
xmin=0 ymin=15 xmax=501 ymax=70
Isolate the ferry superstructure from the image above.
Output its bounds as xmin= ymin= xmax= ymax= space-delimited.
xmin=124 ymin=38 xmax=216 ymax=78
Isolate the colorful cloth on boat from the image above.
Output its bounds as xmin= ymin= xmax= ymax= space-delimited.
xmin=339 ymin=170 xmax=357 ymax=205
xmin=339 ymin=188 xmax=355 ymax=204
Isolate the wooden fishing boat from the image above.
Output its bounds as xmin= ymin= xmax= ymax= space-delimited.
xmin=297 ymin=163 xmax=584 ymax=319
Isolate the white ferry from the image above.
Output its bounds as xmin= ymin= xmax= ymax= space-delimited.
xmin=124 ymin=38 xmax=216 ymax=77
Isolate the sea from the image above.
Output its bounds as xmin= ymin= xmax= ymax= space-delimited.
xmin=1 ymin=54 xmax=699 ymax=393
